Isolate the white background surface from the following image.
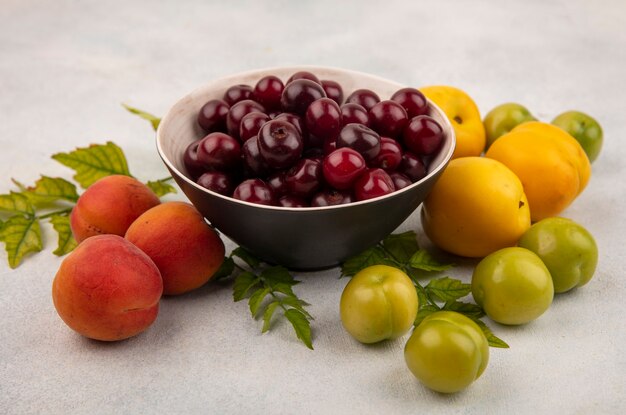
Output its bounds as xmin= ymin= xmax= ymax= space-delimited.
xmin=1 ymin=1 xmax=625 ymax=414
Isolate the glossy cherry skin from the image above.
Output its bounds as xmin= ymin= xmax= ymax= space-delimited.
xmin=390 ymin=172 xmax=413 ymax=190
xmin=369 ymin=100 xmax=408 ymax=138
xmin=257 ymin=119 xmax=303 ymax=169
xmin=345 ymin=89 xmax=380 ymax=111
xmin=281 ymin=79 xmax=327 ymax=116
xmin=310 ymin=189 xmax=354 ymax=207
xmin=196 ymin=171 xmax=234 ymax=196
xmin=285 ymin=158 xmax=323 ymax=198
xmin=391 ymin=87 xmax=429 ymax=118
xmin=233 ymin=179 xmax=275 ymax=205
xmin=278 ymin=195 xmax=309 ymax=208
xmin=183 ymin=140 xmax=209 ymax=180
xmin=341 ymin=103 xmax=370 ymax=127
xmin=305 ymin=98 xmax=342 ymax=141
xmin=254 ymin=75 xmax=284 ymax=111
xmin=239 ymin=112 xmax=270 ymax=142
xmin=336 ymin=123 xmax=381 ymax=161
xmin=323 ymin=137 xmax=338 ymax=155
xmin=353 ymin=168 xmax=395 ymax=201
xmin=322 ymin=147 xmax=366 ymax=190
xmin=399 ymin=152 xmax=427 ymax=182
xmin=287 ymin=71 xmax=320 ymax=85
xmin=226 ymin=99 xmax=265 ymax=139
xmin=321 ymin=80 xmax=344 ymax=105
xmin=197 ymin=99 xmax=230 ymax=133
xmin=372 ymin=137 xmax=403 ymax=171
xmin=242 ymin=136 xmax=270 ymax=176
xmin=223 ymin=84 xmax=254 ymax=106
xmin=403 ymin=115 xmax=444 ymax=155
xmin=267 ymin=171 xmax=288 ymax=197
xmin=197 ymin=132 xmax=241 ymax=171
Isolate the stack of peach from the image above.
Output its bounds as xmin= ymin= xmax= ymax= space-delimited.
xmin=52 ymin=175 xmax=225 ymax=341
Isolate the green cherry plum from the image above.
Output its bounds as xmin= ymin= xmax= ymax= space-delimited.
xmin=483 ymin=103 xmax=536 ymax=149
xmin=551 ymin=110 xmax=603 ymax=162
xmin=518 ymin=217 xmax=598 ymax=293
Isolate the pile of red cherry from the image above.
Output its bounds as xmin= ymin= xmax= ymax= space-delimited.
xmin=183 ymin=71 xmax=445 ymax=207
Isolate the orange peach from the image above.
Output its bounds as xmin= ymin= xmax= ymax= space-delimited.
xmin=125 ymin=202 xmax=225 ymax=295
xmin=70 ymin=175 xmax=160 ymax=243
xmin=52 ymin=235 xmax=163 ymax=341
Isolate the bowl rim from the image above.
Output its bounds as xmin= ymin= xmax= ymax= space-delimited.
xmin=156 ymin=65 xmax=456 ymax=212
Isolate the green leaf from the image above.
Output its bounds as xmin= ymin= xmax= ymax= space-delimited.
xmin=122 ymin=104 xmax=161 ymax=131
xmin=415 ymin=285 xmax=430 ymax=309
xmin=382 ymin=231 xmax=419 ymax=262
xmin=261 ymin=266 xmax=296 ymax=284
xmin=414 ymin=304 xmax=440 ymax=327
xmin=21 ymin=176 xmax=79 ymax=205
xmin=443 ymin=301 xmax=485 ymax=319
xmin=0 ymin=192 xmax=34 ymax=216
xmin=425 ymin=277 xmax=471 ymax=302
xmin=52 ymin=141 xmax=131 ymax=188
xmin=281 ymin=295 xmax=313 ymax=320
xmin=270 ymin=282 xmax=296 ymax=297
xmin=285 ymin=309 xmax=313 ymax=350
xmin=212 ymin=257 xmax=235 ymax=281
xmin=261 ymin=301 xmax=280 ymax=333
xmin=232 ymin=271 xmax=258 ymax=301
xmin=232 ymin=247 xmax=261 ymax=268
xmin=408 ymin=249 xmax=454 ymax=272
xmin=470 ymin=318 xmax=510 ymax=348
xmin=0 ymin=215 xmax=42 ymax=268
xmin=49 ymin=215 xmax=77 ymax=256
xmin=145 ymin=179 xmax=177 ymax=197
xmin=248 ymin=287 xmax=271 ymax=317
xmin=341 ymin=246 xmax=393 ymax=277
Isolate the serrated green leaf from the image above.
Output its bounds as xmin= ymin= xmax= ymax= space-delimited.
xmin=261 ymin=266 xmax=296 ymax=285
xmin=248 ymin=287 xmax=271 ymax=317
xmin=0 ymin=218 xmax=4 ymax=241
xmin=415 ymin=285 xmax=429 ymax=309
xmin=0 ymin=215 xmax=42 ymax=268
xmin=122 ymin=104 xmax=161 ymax=131
xmin=145 ymin=179 xmax=177 ymax=197
xmin=414 ymin=304 xmax=440 ymax=327
xmin=52 ymin=142 xmax=131 ymax=188
xmin=425 ymin=277 xmax=471 ymax=302
xmin=408 ymin=249 xmax=454 ymax=272
xmin=232 ymin=247 xmax=261 ymax=268
xmin=270 ymin=282 xmax=296 ymax=297
xmin=21 ymin=176 xmax=79 ymax=205
xmin=49 ymin=215 xmax=77 ymax=256
xmin=213 ymin=257 xmax=235 ymax=281
xmin=281 ymin=295 xmax=313 ymax=320
xmin=470 ymin=318 xmax=510 ymax=348
xmin=443 ymin=301 xmax=485 ymax=319
xmin=382 ymin=231 xmax=419 ymax=262
xmin=285 ymin=309 xmax=313 ymax=350
xmin=261 ymin=301 xmax=280 ymax=333
xmin=233 ymin=271 xmax=258 ymax=301
xmin=0 ymin=192 xmax=34 ymax=216
xmin=341 ymin=246 xmax=394 ymax=277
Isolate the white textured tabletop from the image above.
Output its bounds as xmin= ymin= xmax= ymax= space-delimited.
xmin=1 ymin=1 xmax=625 ymax=414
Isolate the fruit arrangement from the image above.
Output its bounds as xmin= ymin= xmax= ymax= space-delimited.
xmin=184 ymin=71 xmax=449 ymax=207
xmin=0 ymin=68 xmax=603 ymax=397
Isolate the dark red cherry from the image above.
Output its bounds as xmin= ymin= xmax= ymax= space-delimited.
xmin=345 ymin=89 xmax=380 ymax=111
xmin=287 ymin=71 xmax=320 ymax=85
xmin=403 ymin=115 xmax=444 ymax=155
xmin=323 ymin=137 xmax=337 ymax=155
xmin=239 ymin=112 xmax=270 ymax=142
xmin=278 ymin=195 xmax=309 ymax=208
xmin=399 ymin=152 xmax=427 ymax=182
xmin=305 ymin=98 xmax=342 ymax=141
xmin=242 ymin=136 xmax=270 ymax=176
xmin=391 ymin=88 xmax=429 ymax=118
xmin=322 ymin=147 xmax=366 ymax=190
xmin=254 ymin=76 xmax=284 ymax=111
xmin=310 ymin=188 xmax=354 ymax=207
xmin=197 ymin=99 xmax=230 ymax=133
xmin=353 ymin=168 xmax=395 ymax=201
xmin=197 ymin=132 xmax=241 ymax=171
xmin=389 ymin=172 xmax=413 ymax=190
xmin=321 ymin=80 xmax=344 ymax=105
xmin=196 ymin=171 xmax=234 ymax=195
xmin=226 ymin=99 xmax=265 ymax=139
xmin=183 ymin=140 xmax=209 ymax=180
xmin=223 ymin=84 xmax=254 ymax=106
xmin=267 ymin=172 xmax=288 ymax=197
xmin=233 ymin=179 xmax=274 ymax=205
xmin=372 ymin=137 xmax=403 ymax=171
xmin=336 ymin=123 xmax=381 ymax=161
xmin=340 ymin=103 xmax=370 ymax=127
xmin=281 ymin=79 xmax=326 ymax=116
xmin=285 ymin=158 xmax=323 ymax=198
xmin=369 ymin=100 xmax=408 ymax=138
xmin=257 ymin=119 xmax=303 ymax=169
